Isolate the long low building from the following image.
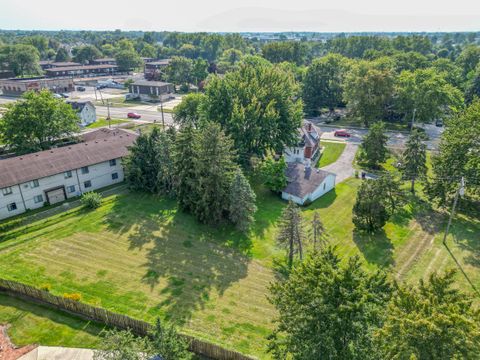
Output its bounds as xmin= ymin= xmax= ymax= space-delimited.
xmin=129 ymin=80 xmax=174 ymax=101
xmin=45 ymin=64 xmax=119 ymax=78
xmin=0 ymin=77 xmax=74 ymax=96
xmin=0 ymin=128 xmax=137 ymax=220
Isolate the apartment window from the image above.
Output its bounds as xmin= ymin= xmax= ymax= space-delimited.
xmin=34 ymin=194 xmax=44 ymax=204
xmin=81 ymin=166 xmax=89 ymax=174
xmin=64 ymin=171 xmax=73 ymax=179
xmin=2 ymin=187 xmax=12 ymax=196
xmin=111 ymin=172 xmax=119 ymax=180
xmin=109 ymin=159 xmax=117 ymax=166
xmin=67 ymin=185 xmax=76 ymax=193
xmin=84 ymin=180 xmax=92 ymax=188
xmin=30 ymin=179 xmax=39 ymax=188
xmin=7 ymin=202 xmax=17 ymax=212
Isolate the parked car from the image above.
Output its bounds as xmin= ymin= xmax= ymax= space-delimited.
xmin=59 ymin=93 xmax=69 ymax=98
xmin=334 ymin=129 xmax=351 ymax=137
xmin=96 ymin=84 xmax=106 ymax=90
xmin=53 ymin=93 xmax=62 ymax=99
xmin=76 ymin=86 xmax=86 ymax=92
xmin=435 ymin=119 xmax=443 ymax=127
xmin=127 ymin=112 xmax=141 ymax=119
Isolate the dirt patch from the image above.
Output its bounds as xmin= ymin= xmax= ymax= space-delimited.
xmin=0 ymin=325 xmax=36 ymax=360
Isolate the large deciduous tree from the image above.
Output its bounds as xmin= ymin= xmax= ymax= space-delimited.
xmin=302 ymin=53 xmax=350 ymax=115
xmin=0 ymin=90 xmax=79 ymax=154
xmin=428 ymin=100 xmax=480 ymax=204
xmin=2 ymin=44 xmax=41 ymax=76
xmin=115 ymin=49 xmax=143 ymax=71
xmin=377 ymin=270 xmax=480 ymax=359
xmin=269 ymin=247 xmax=391 ymax=360
xmin=166 ymin=56 xmax=193 ymax=87
xmin=401 ymin=129 xmax=427 ymax=194
xmin=395 ymin=68 xmax=463 ymax=124
xmin=173 ymin=93 xmax=205 ymax=127
xmin=73 ymin=45 xmax=102 ymax=64
xmin=259 ymin=156 xmax=288 ymax=193
xmin=202 ymin=56 xmax=303 ymax=163
xmin=343 ymin=59 xmax=395 ymax=126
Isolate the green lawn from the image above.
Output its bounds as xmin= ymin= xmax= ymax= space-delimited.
xmin=0 ymin=293 xmax=105 ymax=347
xmin=317 ymin=141 xmax=346 ymax=168
xmin=85 ymin=118 xmax=130 ymax=129
xmin=0 ymin=179 xmax=479 ymax=358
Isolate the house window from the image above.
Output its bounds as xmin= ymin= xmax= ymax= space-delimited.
xmin=64 ymin=171 xmax=73 ymax=179
xmin=109 ymin=159 xmax=117 ymax=166
xmin=323 ymin=183 xmax=326 ymax=190
xmin=111 ymin=172 xmax=119 ymax=180
xmin=34 ymin=194 xmax=44 ymax=203
xmin=67 ymin=185 xmax=76 ymax=193
xmin=84 ymin=180 xmax=92 ymax=188
xmin=30 ymin=179 xmax=39 ymax=188
xmin=2 ymin=187 xmax=12 ymax=196
xmin=7 ymin=202 xmax=17 ymax=211
xmin=81 ymin=166 xmax=89 ymax=174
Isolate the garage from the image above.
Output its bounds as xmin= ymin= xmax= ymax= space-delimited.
xmin=45 ymin=187 xmax=66 ymax=204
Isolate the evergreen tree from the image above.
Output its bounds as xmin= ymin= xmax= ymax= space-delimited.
xmin=401 ymin=129 xmax=427 ymax=194
xmin=155 ymin=128 xmax=176 ymax=197
xmin=276 ymin=200 xmax=305 ymax=268
xmin=228 ymin=169 xmax=257 ymax=232
xmin=311 ymin=212 xmax=327 ymax=251
xmin=352 ymin=180 xmax=389 ymax=233
xmin=377 ymin=173 xmax=403 ymax=214
xmin=378 ymin=270 xmax=480 ymax=359
xmin=360 ymin=121 xmax=388 ymax=169
xmin=149 ymin=318 xmax=192 ymax=360
xmin=173 ymin=125 xmax=198 ymax=212
xmin=93 ymin=329 xmax=151 ymax=360
xmin=269 ymin=247 xmax=391 ymax=360
xmin=193 ymin=122 xmax=237 ymax=224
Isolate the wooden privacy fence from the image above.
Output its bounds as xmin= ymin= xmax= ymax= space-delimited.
xmin=0 ymin=278 xmax=256 ymax=360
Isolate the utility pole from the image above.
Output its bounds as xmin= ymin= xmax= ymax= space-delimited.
xmin=106 ymin=100 xmax=111 ymax=129
xmin=442 ymin=177 xmax=465 ymax=245
xmin=160 ymin=96 xmax=165 ymax=129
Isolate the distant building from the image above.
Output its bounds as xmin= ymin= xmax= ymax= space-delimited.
xmin=129 ymin=80 xmax=174 ymax=102
xmin=45 ymin=64 xmax=119 ymax=78
xmin=284 ymin=121 xmax=321 ymax=164
xmin=0 ymin=77 xmax=74 ymax=96
xmin=92 ymin=58 xmax=117 ymax=65
xmin=39 ymin=61 xmax=81 ymax=70
xmin=67 ymin=100 xmax=97 ymax=127
xmin=144 ymin=59 xmax=171 ymax=80
xmin=0 ymin=128 xmax=137 ymax=220
xmin=0 ymin=70 xmax=14 ymax=79
xmin=282 ymin=163 xmax=336 ymax=205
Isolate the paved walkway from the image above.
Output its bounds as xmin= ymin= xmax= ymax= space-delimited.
xmin=320 ymin=142 xmax=358 ymax=183
xmin=18 ymin=346 xmax=94 ymax=360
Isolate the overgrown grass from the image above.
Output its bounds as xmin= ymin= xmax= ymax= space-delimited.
xmin=0 ymin=178 xmax=479 ymax=358
xmin=317 ymin=141 xmax=346 ymax=168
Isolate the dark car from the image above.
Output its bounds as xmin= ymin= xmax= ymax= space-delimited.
xmin=127 ymin=112 xmax=141 ymax=119
xmin=59 ymin=93 xmax=69 ymax=98
xmin=76 ymin=86 xmax=86 ymax=92
xmin=334 ymin=129 xmax=351 ymax=137
xmin=435 ymin=119 xmax=443 ymax=127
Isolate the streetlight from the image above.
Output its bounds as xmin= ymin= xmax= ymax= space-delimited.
xmin=442 ymin=177 xmax=465 ymax=245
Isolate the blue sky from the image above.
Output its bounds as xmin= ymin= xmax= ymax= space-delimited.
xmin=1 ymin=0 xmax=479 ymax=32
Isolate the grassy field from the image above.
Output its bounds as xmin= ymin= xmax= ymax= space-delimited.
xmin=0 ymin=179 xmax=479 ymax=358
xmin=85 ymin=118 xmax=130 ymax=129
xmin=317 ymin=141 xmax=346 ymax=168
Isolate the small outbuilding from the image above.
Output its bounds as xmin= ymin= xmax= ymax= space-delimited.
xmin=282 ymin=163 xmax=336 ymax=205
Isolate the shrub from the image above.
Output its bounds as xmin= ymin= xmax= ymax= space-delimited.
xmin=63 ymin=292 xmax=82 ymax=301
xmin=81 ymin=192 xmax=102 ymax=209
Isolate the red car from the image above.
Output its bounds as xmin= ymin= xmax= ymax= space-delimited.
xmin=334 ymin=129 xmax=351 ymax=137
xmin=127 ymin=112 xmax=141 ymax=119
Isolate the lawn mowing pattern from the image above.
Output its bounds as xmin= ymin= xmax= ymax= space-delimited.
xmin=1 ymin=179 xmax=479 ymax=358
xmin=317 ymin=141 xmax=347 ymax=168
xmin=0 ymin=293 xmax=104 ymax=348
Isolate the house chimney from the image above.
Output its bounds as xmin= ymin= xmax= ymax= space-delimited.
xmin=307 ymin=122 xmax=312 ymax=132
xmin=304 ymin=159 xmax=311 ymax=169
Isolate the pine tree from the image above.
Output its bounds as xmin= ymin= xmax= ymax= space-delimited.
xmin=228 ymin=169 xmax=257 ymax=232
xmin=276 ymin=200 xmax=305 ymax=268
xmin=352 ymin=180 xmax=389 ymax=233
xmin=361 ymin=121 xmax=388 ymax=169
xmin=402 ymin=129 xmax=427 ymax=194
xmin=193 ymin=122 xmax=237 ymax=224
xmin=174 ymin=125 xmax=198 ymax=212
xmin=377 ymin=173 xmax=403 ymax=214
xmin=155 ymin=129 xmax=176 ymax=197
xmin=149 ymin=318 xmax=192 ymax=360
xmin=311 ymin=212 xmax=327 ymax=251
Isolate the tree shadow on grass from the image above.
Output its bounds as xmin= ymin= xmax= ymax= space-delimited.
xmin=352 ymin=229 xmax=394 ymax=268
xmin=449 ymin=215 xmax=480 ymax=269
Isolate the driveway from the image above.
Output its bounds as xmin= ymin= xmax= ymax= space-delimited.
xmin=320 ymin=142 xmax=358 ymax=183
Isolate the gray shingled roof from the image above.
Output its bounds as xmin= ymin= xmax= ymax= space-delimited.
xmin=0 ymin=129 xmax=137 ymax=189
xmin=283 ymin=163 xmax=335 ymax=199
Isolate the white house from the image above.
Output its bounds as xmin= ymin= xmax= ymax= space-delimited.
xmin=67 ymin=100 xmax=97 ymax=127
xmin=284 ymin=121 xmax=321 ymax=164
xmin=0 ymin=128 xmax=137 ymax=220
xmin=282 ymin=163 xmax=336 ymax=205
